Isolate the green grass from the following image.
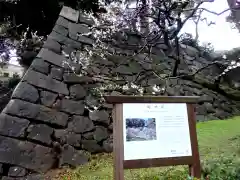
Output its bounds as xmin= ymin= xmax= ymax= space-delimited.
xmin=57 ymin=116 xmax=240 ymax=180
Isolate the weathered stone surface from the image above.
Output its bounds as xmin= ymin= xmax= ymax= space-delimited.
xmin=40 ymin=91 xmax=58 ymax=107
xmin=0 ymin=114 xmax=30 ymax=138
xmin=89 ymin=110 xmax=110 ymax=124
xmin=60 ymin=145 xmax=88 ymax=167
xmin=43 ymin=38 xmax=61 ymax=54
xmin=49 ymin=31 xmax=82 ymax=49
xmin=94 ymin=126 xmax=109 ymax=142
xmin=68 ymin=23 xmax=90 ymax=38
xmin=69 ymin=84 xmax=86 ymax=100
xmin=55 ymin=129 xmax=82 ymax=147
xmin=8 ymin=166 xmax=27 ymax=177
xmin=37 ymin=48 xmax=67 ymax=67
xmin=27 ymin=124 xmax=54 ymax=145
xmin=60 ymin=6 xmax=79 ymax=22
xmin=56 ymin=16 xmax=69 ymax=28
xmin=53 ymin=24 xmax=68 ymax=36
xmin=23 ymin=69 xmax=69 ymax=95
xmin=12 ymin=82 xmax=39 ymax=103
xmin=81 ymin=140 xmax=103 ymax=153
xmin=56 ymin=99 xmax=84 ymax=115
xmin=3 ymin=99 xmax=69 ymax=127
xmin=68 ymin=116 xmax=94 ymax=133
xmin=0 ymin=136 xmax=55 ymax=172
xmin=77 ymin=35 xmax=94 ymax=45
xmin=63 ymin=74 xmax=94 ymax=83
xmin=31 ymin=58 xmax=49 ymax=74
xmin=102 ymin=135 xmax=113 ymax=153
xmin=50 ymin=67 xmax=63 ymax=81
xmin=79 ymin=14 xmax=95 ymax=26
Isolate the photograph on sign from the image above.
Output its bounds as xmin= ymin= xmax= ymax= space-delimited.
xmin=123 ymin=103 xmax=192 ymax=161
xmin=126 ymin=118 xmax=156 ymax=142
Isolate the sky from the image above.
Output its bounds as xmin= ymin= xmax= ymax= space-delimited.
xmin=8 ymin=0 xmax=240 ymax=66
xmin=181 ymin=0 xmax=240 ymax=51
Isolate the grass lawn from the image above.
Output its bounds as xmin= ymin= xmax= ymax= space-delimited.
xmin=50 ymin=116 xmax=240 ymax=180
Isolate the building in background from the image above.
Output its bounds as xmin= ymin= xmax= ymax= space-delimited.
xmin=0 ymin=63 xmax=24 ymax=81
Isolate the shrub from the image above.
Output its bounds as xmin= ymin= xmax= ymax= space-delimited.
xmin=201 ymin=155 xmax=240 ymax=180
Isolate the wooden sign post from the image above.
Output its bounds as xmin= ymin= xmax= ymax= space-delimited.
xmin=104 ymin=95 xmax=201 ymax=180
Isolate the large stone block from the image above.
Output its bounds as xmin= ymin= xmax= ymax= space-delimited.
xmin=43 ymin=38 xmax=61 ymax=54
xmin=56 ymin=16 xmax=69 ymax=28
xmin=63 ymin=74 xmax=94 ymax=84
xmin=68 ymin=116 xmax=94 ymax=133
xmin=54 ymin=129 xmax=82 ymax=148
xmin=89 ymin=110 xmax=110 ymax=125
xmin=55 ymin=99 xmax=84 ymax=115
xmin=27 ymin=124 xmax=54 ymax=145
xmin=0 ymin=114 xmax=29 ymax=138
xmin=37 ymin=48 xmax=67 ymax=68
xmin=40 ymin=91 xmax=58 ymax=107
xmin=12 ymin=82 xmax=39 ymax=103
xmin=69 ymin=84 xmax=86 ymax=100
xmin=59 ymin=6 xmax=79 ymax=22
xmin=59 ymin=145 xmax=88 ymax=167
xmin=23 ymin=69 xmax=69 ymax=95
xmin=48 ymin=31 xmax=82 ymax=49
xmin=53 ymin=24 xmax=69 ymax=36
xmin=0 ymin=136 xmax=55 ymax=172
xmin=31 ymin=58 xmax=50 ymax=74
xmin=3 ymin=99 xmax=69 ymax=127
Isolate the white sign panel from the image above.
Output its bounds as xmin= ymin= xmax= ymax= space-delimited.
xmin=123 ymin=103 xmax=192 ymax=160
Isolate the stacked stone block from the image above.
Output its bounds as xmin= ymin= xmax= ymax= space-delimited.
xmin=0 ymin=5 xmax=239 ymax=179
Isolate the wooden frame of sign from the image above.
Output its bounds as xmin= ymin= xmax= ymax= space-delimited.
xmin=104 ymin=95 xmax=201 ymax=180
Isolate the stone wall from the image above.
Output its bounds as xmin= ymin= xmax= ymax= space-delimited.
xmin=0 ymin=6 xmax=239 ymax=179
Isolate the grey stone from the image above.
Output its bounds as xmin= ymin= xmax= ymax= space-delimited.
xmin=56 ymin=99 xmax=85 ymax=115
xmin=94 ymin=126 xmax=109 ymax=142
xmin=12 ymin=82 xmax=39 ymax=103
xmin=50 ymin=67 xmax=63 ymax=81
xmin=31 ymin=58 xmax=49 ymax=74
xmin=27 ymin=124 xmax=54 ymax=145
xmin=114 ymin=65 xmax=134 ymax=75
xmin=69 ymin=84 xmax=86 ymax=100
xmin=214 ymin=109 xmax=231 ymax=119
xmin=0 ymin=114 xmax=30 ymax=138
xmin=199 ymin=94 xmax=213 ymax=103
xmin=56 ymin=16 xmax=69 ymax=28
xmin=0 ymin=136 xmax=55 ymax=172
xmin=23 ymin=69 xmax=69 ymax=95
xmin=69 ymin=116 xmax=94 ymax=133
xmin=37 ymin=48 xmax=67 ymax=68
xmin=77 ymin=35 xmax=94 ymax=45
xmin=79 ymin=14 xmax=95 ymax=26
xmin=43 ymin=38 xmax=61 ymax=54
xmin=102 ymin=136 xmax=113 ymax=153
xmin=204 ymin=102 xmax=215 ymax=113
xmin=63 ymin=74 xmax=94 ymax=84
xmin=54 ymin=129 xmax=81 ymax=147
xmin=3 ymin=99 xmax=69 ymax=127
xmin=48 ymin=31 xmax=82 ymax=49
xmin=68 ymin=23 xmax=90 ymax=38
xmin=60 ymin=145 xmax=88 ymax=167
xmin=53 ymin=24 xmax=68 ymax=36
xmin=89 ymin=110 xmax=110 ymax=124
xmin=81 ymin=140 xmax=103 ymax=153
xmin=60 ymin=6 xmax=79 ymax=22
xmin=40 ymin=91 xmax=58 ymax=107
xmin=8 ymin=166 xmax=27 ymax=177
